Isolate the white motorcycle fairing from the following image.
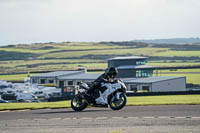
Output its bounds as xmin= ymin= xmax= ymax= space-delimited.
xmin=95 ymin=82 xmax=121 ymax=105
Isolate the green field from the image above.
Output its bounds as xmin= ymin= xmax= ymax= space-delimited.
xmin=151 ymin=68 xmax=200 ymax=84
xmin=39 ymin=47 xmax=168 ymax=59
xmin=0 ymin=74 xmax=39 ymax=81
xmin=0 ymin=42 xmax=199 ymax=73
xmin=153 ymin=50 xmax=200 ymax=57
xmin=152 ymin=68 xmax=200 ymax=73
xmin=0 ymin=42 xmax=127 ymax=54
xmin=0 ymin=95 xmax=200 ymax=111
xmin=0 ymin=42 xmax=200 ymax=84
xmin=0 ymin=67 xmax=200 ymax=84
xmin=1 ymin=69 xmax=199 ymax=84
xmin=148 ymin=62 xmax=200 ymax=67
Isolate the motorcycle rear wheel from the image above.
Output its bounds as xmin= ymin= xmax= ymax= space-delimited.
xmin=108 ymin=92 xmax=126 ymax=110
xmin=71 ymin=94 xmax=88 ymax=111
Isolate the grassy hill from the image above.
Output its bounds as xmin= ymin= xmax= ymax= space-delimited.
xmin=0 ymin=41 xmax=200 ymax=84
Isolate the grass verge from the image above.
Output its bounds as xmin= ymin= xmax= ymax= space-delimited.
xmin=0 ymin=101 xmax=71 ymax=111
xmin=0 ymin=95 xmax=200 ymax=111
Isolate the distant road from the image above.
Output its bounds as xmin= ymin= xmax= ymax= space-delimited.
xmin=0 ymin=105 xmax=200 ymax=133
xmin=142 ymin=65 xmax=200 ymax=70
xmin=155 ymin=72 xmax=200 ymax=74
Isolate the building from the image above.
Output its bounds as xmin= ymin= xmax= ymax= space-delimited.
xmin=30 ymin=71 xmax=84 ymax=85
xmin=107 ymin=56 xmax=186 ymax=92
xmin=30 ymin=56 xmax=186 ymax=94
xmin=108 ymin=56 xmax=154 ymax=78
xmin=57 ymin=73 xmax=102 ymax=88
xmin=123 ymin=76 xmax=186 ymax=92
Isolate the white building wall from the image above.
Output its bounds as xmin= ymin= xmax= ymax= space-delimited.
xmin=151 ymin=77 xmax=186 ymax=92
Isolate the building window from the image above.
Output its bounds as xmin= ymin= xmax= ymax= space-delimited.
xmin=32 ymin=79 xmax=38 ymax=84
xmin=136 ymin=70 xmax=141 ymax=77
xmin=136 ymin=60 xmax=146 ymax=65
xmin=130 ymin=84 xmax=137 ymax=92
xmin=142 ymin=86 xmax=150 ymax=92
xmin=136 ymin=70 xmax=153 ymax=77
xmin=76 ymin=81 xmax=81 ymax=85
xmin=59 ymin=81 xmax=65 ymax=88
xmin=146 ymin=70 xmax=153 ymax=77
xmin=48 ymin=80 xmax=54 ymax=84
xmin=68 ymin=81 xmax=74 ymax=85
xmin=40 ymin=79 xmax=46 ymax=84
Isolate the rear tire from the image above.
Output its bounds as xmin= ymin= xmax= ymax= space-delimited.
xmin=71 ymin=94 xmax=88 ymax=111
xmin=108 ymin=92 xmax=126 ymax=110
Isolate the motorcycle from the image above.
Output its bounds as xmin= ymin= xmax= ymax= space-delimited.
xmin=71 ymin=79 xmax=127 ymax=111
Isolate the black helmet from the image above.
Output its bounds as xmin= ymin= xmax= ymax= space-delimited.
xmin=107 ymin=67 xmax=118 ymax=78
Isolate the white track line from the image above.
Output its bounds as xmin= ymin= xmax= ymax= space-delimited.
xmin=16 ymin=116 xmax=200 ymax=121
xmin=96 ymin=117 xmax=108 ymax=119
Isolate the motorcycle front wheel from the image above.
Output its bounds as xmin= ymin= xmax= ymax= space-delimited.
xmin=71 ymin=94 xmax=88 ymax=111
xmin=108 ymin=92 xmax=127 ymax=110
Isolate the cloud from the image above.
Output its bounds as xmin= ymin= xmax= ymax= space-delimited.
xmin=0 ymin=0 xmax=200 ymax=45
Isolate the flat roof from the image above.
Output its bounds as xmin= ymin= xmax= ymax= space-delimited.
xmin=58 ymin=73 xmax=102 ymax=80
xmin=31 ymin=71 xmax=84 ymax=78
xmin=124 ymin=76 xmax=185 ymax=84
xmin=107 ymin=56 xmax=148 ymax=61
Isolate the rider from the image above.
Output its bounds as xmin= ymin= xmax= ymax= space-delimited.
xmin=87 ymin=67 xmax=118 ymax=96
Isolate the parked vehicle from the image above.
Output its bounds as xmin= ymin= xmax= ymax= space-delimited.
xmin=16 ymin=92 xmax=38 ymax=102
xmin=47 ymin=91 xmax=61 ymax=98
xmin=1 ymin=89 xmax=17 ymax=100
xmin=33 ymin=87 xmax=61 ymax=100
xmin=71 ymin=79 xmax=127 ymax=111
xmin=0 ymin=80 xmax=12 ymax=94
xmin=0 ymin=99 xmax=8 ymax=103
xmin=33 ymin=91 xmax=47 ymax=99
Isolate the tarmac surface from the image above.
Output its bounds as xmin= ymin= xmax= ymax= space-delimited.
xmin=0 ymin=105 xmax=200 ymax=133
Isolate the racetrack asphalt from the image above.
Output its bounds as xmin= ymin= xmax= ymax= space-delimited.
xmin=0 ymin=105 xmax=200 ymax=133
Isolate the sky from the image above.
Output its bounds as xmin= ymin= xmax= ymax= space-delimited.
xmin=0 ymin=0 xmax=200 ymax=45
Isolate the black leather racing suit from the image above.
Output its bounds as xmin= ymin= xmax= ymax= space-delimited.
xmin=87 ymin=73 xmax=109 ymax=94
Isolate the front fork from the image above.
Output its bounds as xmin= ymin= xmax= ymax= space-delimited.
xmin=115 ymin=92 xmax=121 ymax=100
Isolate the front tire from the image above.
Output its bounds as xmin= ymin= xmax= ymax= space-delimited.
xmin=108 ymin=92 xmax=126 ymax=110
xmin=71 ymin=94 xmax=88 ymax=111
